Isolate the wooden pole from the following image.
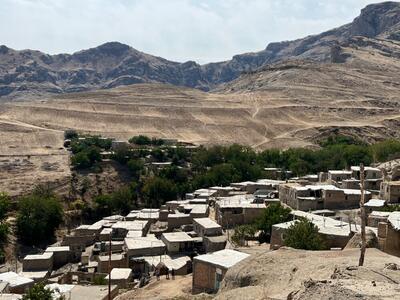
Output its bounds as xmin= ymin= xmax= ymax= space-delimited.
xmin=359 ymin=164 xmax=367 ymax=267
xmin=108 ymin=232 xmax=112 ymax=300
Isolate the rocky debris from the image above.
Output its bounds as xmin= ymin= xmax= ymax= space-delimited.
xmin=2 ymin=2 xmax=400 ymax=98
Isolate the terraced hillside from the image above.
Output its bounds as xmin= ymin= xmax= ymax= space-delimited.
xmin=1 ymin=2 xmax=400 ymax=195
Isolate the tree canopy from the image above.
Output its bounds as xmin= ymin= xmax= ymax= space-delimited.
xmin=283 ymin=218 xmax=326 ymax=250
xmin=256 ymin=203 xmax=292 ymax=242
xmin=16 ymin=190 xmax=63 ymax=246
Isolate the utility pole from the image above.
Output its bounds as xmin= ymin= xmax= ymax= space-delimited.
xmin=359 ymin=164 xmax=367 ymax=267
xmin=108 ymin=232 xmax=112 ymax=300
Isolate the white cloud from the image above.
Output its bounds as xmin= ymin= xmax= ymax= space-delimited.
xmin=0 ymin=0 xmax=379 ymax=63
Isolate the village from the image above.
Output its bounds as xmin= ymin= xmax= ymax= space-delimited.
xmin=1 ymin=152 xmax=400 ymax=299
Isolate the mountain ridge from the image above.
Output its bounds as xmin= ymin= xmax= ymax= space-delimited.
xmin=1 ymin=1 xmax=400 ymax=98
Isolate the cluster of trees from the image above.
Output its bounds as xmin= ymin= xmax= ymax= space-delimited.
xmin=16 ymin=187 xmax=63 ymax=246
xmin=87 ymin=185 xmax=138 ymax=219
xmin=259 ymin=138 xmax=400 ymax=176
xmin=65 ymin=133 xmax=400 ymax=225
xmin=129 ymin=135 xmax=165 ymax=146
xmin=67 ymin=132 xmax=112 ymax=170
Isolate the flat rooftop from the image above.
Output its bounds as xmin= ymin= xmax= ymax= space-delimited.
xmin=124 ymin=236 xmax=165 ymax=250
xmin=280 ymin=210 xmax=377 ymax=236
xmin=216 ymin=194 xmax=265 ymax=208
xmin=112 ymin=220 xmax=149 ymax=231
xmin=328 ymin=170 xmax=352 ymax=175
xmin=190 ymin=205 xmax=208 ymax=214
xmin=48 ymin=284 xmax=118 ymax=300
xmin=0 ymin=272 xmax=33 ymax=287
xmin=98 ymin=253 xmax=123 ymax=262
xmin=369 ymin=211 xmax=391 ymax=218
xmin=103 ymin=215 xmax=124 ymax=222
xmin=194 ymin=249 xmax=249 ymax=269
xmin=162 ymin=232 xmax=193 ymax=243
xmin=351 ymin=166 xmax=381 ymax=172
xmin=23 ymin=252 xmax=53 ymax=260
xmin=365 ymin=199 xmax=386 ymax=207
xmin=388 ymin=211 xmax=400 ymax=230
xmin=194 ymin=218 xmax=221 ymax=229
xmin=105 ymin=268 xmax=132 ymax=280
xmin=45 ymin=246 xmax=70 ymax=252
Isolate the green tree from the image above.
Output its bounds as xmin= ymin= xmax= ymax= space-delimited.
xmin=129 ymin=135 xmax=152 ymax=145
xmin=231 ymin=224 xmax=257 ymax=246
xmin=16 ymin=193 xmax=63 ymax=246
xmin=142 ymin=177 xmax=177 ymax=208
xmin=64 ymin=129 xmax=78 ymax=140
xmin=256 ymin=204 xmax=291 ymax=242
xmin=71 ymin=151 xmax=91 ymax=169
xmin=22 ymin=282 xmax=55 ymax=300
xmin=127 ymin=159 xmax=144 ymax=178
xmin=283 ymin=218 xmax=326 ymax=250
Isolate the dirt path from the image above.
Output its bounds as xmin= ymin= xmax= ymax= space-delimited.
xmin=0 ymin=118 xmax=64 ymax=133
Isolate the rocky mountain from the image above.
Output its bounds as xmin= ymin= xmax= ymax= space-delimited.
xmin=1 ymin=1 xmax=400 ymax=98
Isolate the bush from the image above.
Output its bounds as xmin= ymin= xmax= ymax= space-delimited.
xmin=283 ymin=218 xmax=326 ymax=250
xmin=231 ymin=224 xmax=257 ymax=246
xmin=256 ymin=204 xmax=291 ymax=242
xmin=16 ymin=193 xmax=63 ymax=246
xmin=22 ymin=283 xmax=55 ymax=300
xmin=64 ymin=129 xmax=78 ymax=140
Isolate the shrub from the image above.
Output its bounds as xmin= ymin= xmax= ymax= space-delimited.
xmin=64 ymin=129 xmax=78 ymax=140
xmin=22 ymin=283 xmax=55 ymax=300
xmin=231 ymin=224 xmax=257 ymax=246
xmin=283 ymin=218 xmax=326 ymax=250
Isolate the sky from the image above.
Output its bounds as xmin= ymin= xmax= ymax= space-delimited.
xmin=0 ymin=0 xmax=380 ymax=64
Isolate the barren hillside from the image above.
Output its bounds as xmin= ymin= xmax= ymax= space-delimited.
xmin=215 ymin=248 xmax=400 ymax=300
